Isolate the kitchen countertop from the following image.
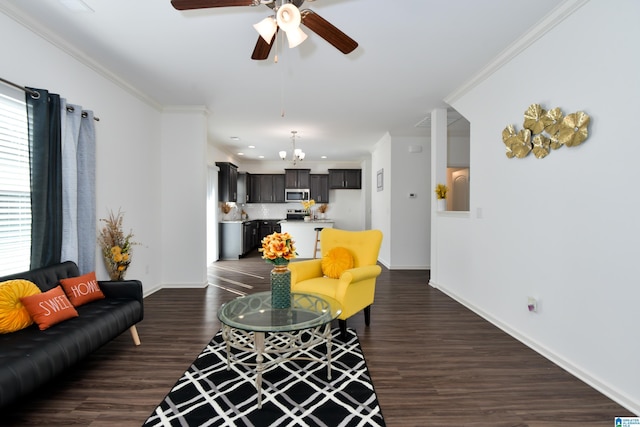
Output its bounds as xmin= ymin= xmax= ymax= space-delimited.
xmin=278 ymin=219 xmax=334 ymax=224
xmin=220 ymin=218 xmax=284 ymax=224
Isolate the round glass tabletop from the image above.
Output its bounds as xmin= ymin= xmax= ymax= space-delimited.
xmin=218 ymin=292 xmax=342 ymax=332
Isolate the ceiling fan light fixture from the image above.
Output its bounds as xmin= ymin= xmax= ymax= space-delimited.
xmin=253 ymin=16 xmax=277 ymax=43
xmin=285 ymin=26 xmax=308 ymax=48
xmin=276 ymin=3 xmax=301 ymax=32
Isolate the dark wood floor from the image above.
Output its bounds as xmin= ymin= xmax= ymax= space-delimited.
xmin=2 ymin=251 xmax=633 ymax=426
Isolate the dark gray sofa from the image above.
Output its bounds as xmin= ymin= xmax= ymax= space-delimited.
xmin=0 ymin=261 xmax=143 ymax=408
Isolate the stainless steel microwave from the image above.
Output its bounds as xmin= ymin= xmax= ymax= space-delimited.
xmin=285 ymin=188 xmax=310 ymax=203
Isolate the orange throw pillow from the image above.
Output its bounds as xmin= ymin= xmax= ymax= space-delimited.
xmin=321 ymin=247 xmax=354 ymax=279
xmin=20 ymin=286 xmax=79 ymax=330
xmin=59 ymin=271 xmax=104 ymax=307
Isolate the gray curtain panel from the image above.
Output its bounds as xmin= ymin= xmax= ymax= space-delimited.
xmin=61 ymin=99 xmax=96 ymax=274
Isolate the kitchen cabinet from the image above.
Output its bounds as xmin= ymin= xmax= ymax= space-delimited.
xmin=249 ymin=174 xmax=285 ymax=203
xmin=259 ymin=220 xmax=281 ymax=241
xmin=250 ymin=220 xmax=261 ymax=248
xmin=259 ymin=175 xmax=274 ymax=202
xmin=328 ymin=169 xmax=361 ymax=189
xmin=248 ymin=174 xmax=260 ymax=202
xmin=216 ymin=162 xmax=238 ymax=202
xmin=242 ymin=221 xmax=251 ymax=255
xmin=285 ymin=169 xmax=310 ymax=189
xmin=242 ymin=221 xmax=261 ymax=255
xmin=273 ymin=175 xmax=285 ymax=202
xmin=310 ymin=174 xmax=329 ymax=203
xmin=237 ymin=172 xmax=250 ymax=204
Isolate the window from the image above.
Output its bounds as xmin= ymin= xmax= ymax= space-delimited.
xmin=0 ymin=89 xmax=30 ymax=275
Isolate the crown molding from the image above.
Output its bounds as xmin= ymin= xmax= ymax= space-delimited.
xmin=163 ymin=105 xmax=210 ymax=116
xmin=0 ymin=2 xmax=162 ymax=111
xmin=445 ymin=0 xmax=590 ymax=105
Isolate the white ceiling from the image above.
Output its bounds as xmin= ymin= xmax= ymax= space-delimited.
xmin=2 ymin=0 xmax=562 ymax=162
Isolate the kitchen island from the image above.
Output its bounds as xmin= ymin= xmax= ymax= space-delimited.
xmin=279 ymin=220 xmax=334 ymax=258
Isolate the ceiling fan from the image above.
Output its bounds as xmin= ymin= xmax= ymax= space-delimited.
xmin=170 ymin=0 xmax=358 ymax=60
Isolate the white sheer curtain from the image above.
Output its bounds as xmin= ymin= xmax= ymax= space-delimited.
xmin=60 ymin=100 xmax=96 ymax=274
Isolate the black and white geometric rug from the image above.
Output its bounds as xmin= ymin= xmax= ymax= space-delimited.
xmin=143 ymin=328 xmax=386 ymax=427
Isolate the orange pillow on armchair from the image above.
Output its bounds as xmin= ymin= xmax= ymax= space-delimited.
xmin=321 ymin=247 xmax=354 ymax=279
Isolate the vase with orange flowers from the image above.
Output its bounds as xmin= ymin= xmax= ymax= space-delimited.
xmin=259 ymin=232 xmax=297 ymax=308
xmin=98 ymin=209 xmax=139 ymax=280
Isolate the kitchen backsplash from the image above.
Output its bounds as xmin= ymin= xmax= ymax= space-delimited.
xmin=223 ymin=203 xmax=292 ymax=221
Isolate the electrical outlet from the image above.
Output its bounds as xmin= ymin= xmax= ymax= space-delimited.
xmin=527 ymin=297 xmax=537 ymax=313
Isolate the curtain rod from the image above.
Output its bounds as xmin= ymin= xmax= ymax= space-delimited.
xmin=0 ymin=76 xmax=100 ymax=121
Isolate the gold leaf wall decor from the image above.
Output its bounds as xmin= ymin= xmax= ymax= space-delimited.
xmin=532 ymin=134 xmax=550 ymax=159
xmin=523 ymin=104 xmax=546 ymax=134
xmin=558 ymin=111 xmax=590 ymax=147
xmin=502 ymin=103 xmax=590 ymax=159
xmin=502 ymin=124 xmax=517 ymax=158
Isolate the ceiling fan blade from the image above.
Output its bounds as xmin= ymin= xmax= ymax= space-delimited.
xmin=300 ymin=9 xmax=358 ymax=54
xmin=251 ymin=29 xmax=278 ymax=60
xmin=171 ymin=0 xmax=255 ymax=11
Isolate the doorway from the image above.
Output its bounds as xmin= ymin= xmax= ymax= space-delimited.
xmin=447 ymin=167 xmax=470 ymax=211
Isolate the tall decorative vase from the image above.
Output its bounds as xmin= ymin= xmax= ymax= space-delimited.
xmin=104 ymin=257 xmax=127 ymax=281
xmin=270 ymin=264 xmax=291 ymax=309
xmin=437 ymin=198 xmax=446 ymax=211
xmin=109 ymin=269 xmax=125 ymax=281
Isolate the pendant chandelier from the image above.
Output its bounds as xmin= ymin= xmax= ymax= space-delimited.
xmin=279 ymin=130 xmax=305 ymax=165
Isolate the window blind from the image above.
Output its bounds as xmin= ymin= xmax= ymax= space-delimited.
xmin=0 ymin=91 xmax=31 ymax=276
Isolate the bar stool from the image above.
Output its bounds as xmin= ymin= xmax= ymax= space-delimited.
xmin=313 ymin=227 xmax=324 ymax=259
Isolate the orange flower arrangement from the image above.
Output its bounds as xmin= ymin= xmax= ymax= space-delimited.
xmin=98 ymin=209 xmax=139 ymax=280
xmin=259 ymin=232 xmax=297 ymax=266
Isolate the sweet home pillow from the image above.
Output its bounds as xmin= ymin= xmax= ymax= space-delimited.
xmin=59 ymin=271 xmax=104 ymax=307
xmin=321 ymin=247 xmax=354 ymax=279
xmin=0 ymin=279 xmax=42 ymax=334
xmin=20 ymin=286 xmax=79 ymax=330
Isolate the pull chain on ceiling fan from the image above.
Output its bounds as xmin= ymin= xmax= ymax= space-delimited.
xmin=170 ymin=0 xmax=358 ymax=60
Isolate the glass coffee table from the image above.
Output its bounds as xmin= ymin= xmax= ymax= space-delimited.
xmin=218 ymin=292 xmax=342 ymax=409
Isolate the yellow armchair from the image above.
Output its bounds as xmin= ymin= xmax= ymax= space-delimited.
xmin=288 ymin=228 xmax=383 ymax=339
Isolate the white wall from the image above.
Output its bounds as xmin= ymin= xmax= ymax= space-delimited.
xmin=436 ymin=0 xmax=640 ymax=413
xmin=447 ymin=136 xmax=470 ymax=167
xmin=0 ymin=10 xmax=163 ymax=294
xmin=372 ymin=133 xmax=431 ymax=269
xmin=390 ymin=136 xmax=430 ymax=269
xmin=160 ymin=108 xmax=208 ymax=289
xmin=2 ymin=9 xmax=211 ymax=295
xmin=371 ymin=134 xmax=391 ymax=266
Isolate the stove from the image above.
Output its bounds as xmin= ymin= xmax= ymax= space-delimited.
xmin=286 ymin=209 xmax=306 ymax=220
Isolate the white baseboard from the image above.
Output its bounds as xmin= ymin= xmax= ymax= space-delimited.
xmin=432 ymin=281 xmax=639 ymax=416
xmin=142 ymin=282 xmax=207 ymax=298
xmin=161 ymin=282 xmax=208 ymax=289
xmin=378 ymin=259 xmax=430 ymax=270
